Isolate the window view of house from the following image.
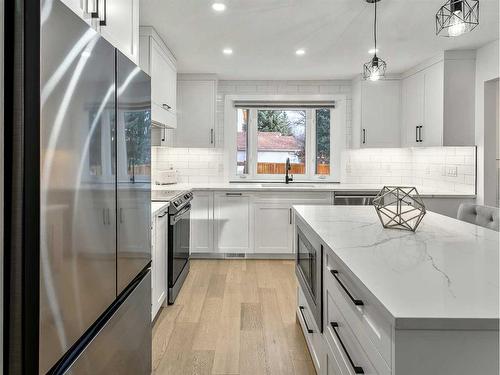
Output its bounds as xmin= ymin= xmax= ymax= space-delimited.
xmin=236 ymin=107 xmax=333 ymax=178
xmin=256 ymin=110 xmax=306 ymax=175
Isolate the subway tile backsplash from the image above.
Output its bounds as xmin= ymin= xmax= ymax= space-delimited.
xmin=341 ymin=147 xmax=476 ymax=194
xmin=152 ymin=146 xmax=225 ymax=184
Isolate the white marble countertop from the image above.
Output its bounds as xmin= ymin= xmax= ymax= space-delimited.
xmin=293 ymin=205 xmax=499 ymax=330
xmin=152 ymin=182 xmax=475 ymax=198
xmin=151 ymin=201 xmax=170 ymax=216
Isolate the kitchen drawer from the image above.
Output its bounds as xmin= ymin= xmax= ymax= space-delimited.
xmin=325 ymin=251 xmax=392 ymax=371
xmin=325 ymin=289 xmax=383 ymax=375
xmin=297 ymin=287 xmax=324 ymax=374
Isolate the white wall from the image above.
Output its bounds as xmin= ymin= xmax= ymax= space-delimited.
xmin=475 ymin=39 xmax=500 ymax=205
xmin=1 ymin=0 xmax=4 ymax=370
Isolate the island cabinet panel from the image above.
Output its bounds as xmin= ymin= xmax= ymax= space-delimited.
xmin=297 ymin=286 xmax=325 ymax=374
xmin=324 ymin=289 xmax=383 ymax=375
xmin=324 ymin=251 xmax=393 ymax=370
xmin=394 ymin=330 xmax=499 ymax=375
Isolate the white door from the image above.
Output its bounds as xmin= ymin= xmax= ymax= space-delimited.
xmin=214 ymin=193 xmax=252 ymax=253
xmin=176 ymin=80 xmax=216 ymax=148
xmin=422 ymin=62 xmax=444 ymax=146
xmin=98 ymin=0 xmax=139 ymax=64
xmin=361 ymin=80 xmax=401 ymax=148
xmin=190 ymin=191 xmax=214 ymax=254
xmin=402 ymin=72 xmax=424 ymax=146
xmin=152 ymin=210 xmax=167 ymax=320
xmin=254 ymin=203 xmax=292 ymax=254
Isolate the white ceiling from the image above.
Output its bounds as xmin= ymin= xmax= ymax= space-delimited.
xmin=140 ymin=0 xmax=500 ymax=80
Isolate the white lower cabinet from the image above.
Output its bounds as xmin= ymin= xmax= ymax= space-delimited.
xmin=151 ymin=207 xmax=168 ymax=321
xmin=190 ymin=191 xmax=214 ymax=254
xmin=214 ymin=192 xmax=253 ymax=253
xmin=254 ymin=203 xmax=292 ymax=254
xmin=189 ymin=190 xmax=332 ymax=257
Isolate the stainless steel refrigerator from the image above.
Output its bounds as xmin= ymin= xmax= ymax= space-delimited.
xmin=5 ymin=0 xmax=152 ymax=373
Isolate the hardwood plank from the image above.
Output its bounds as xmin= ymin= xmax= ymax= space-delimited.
xmin=239 ymin=330 xmax=268 ymax=375
xmin=152 ymin=305 xmax=183 ymax=371
xmin=212 ymin=318 xmax=241 ymax=374
xmin=240 ymin=303 xmax=263 ymax=331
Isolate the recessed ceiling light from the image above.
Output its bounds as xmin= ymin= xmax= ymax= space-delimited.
xmin=223 ymin=48 xmax=233 ymax=55
xmin=368 ymin=48 xmax=379 ymax=54
xmin=295 ymin=49 xmax=306 ymax=56
xmin=212 ymin=3 xmax=226 ymax=12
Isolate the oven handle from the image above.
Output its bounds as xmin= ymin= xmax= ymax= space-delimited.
xmin=170 ymin=204 xmax=191 ymax=225
xmin=298 ymin=306 xmax=314 ymax=333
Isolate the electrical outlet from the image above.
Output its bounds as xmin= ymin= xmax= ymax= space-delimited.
xmin=446 ymin=166 xmax=458 ymax=177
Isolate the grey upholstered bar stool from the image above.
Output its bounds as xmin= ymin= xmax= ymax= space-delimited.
xmin=457 ymin=203 xmax=500 ymax=232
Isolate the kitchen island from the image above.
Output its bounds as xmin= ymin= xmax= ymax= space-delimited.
xmin=293 ymin=205 xmax=499 ymax=375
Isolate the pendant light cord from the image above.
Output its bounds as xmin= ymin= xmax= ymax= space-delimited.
xmin=374 ymin=0 xmax=377 ymax=52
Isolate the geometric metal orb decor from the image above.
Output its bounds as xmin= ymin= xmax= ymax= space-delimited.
xmin=436 ymin=0 xmax=479 ymax=37
xmin=373 ymin=186 xmax=426 ymax=232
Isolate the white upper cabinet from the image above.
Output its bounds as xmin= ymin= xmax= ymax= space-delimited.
xmin=352 ymin=78 xmax=401 ymax=148
xmin=61 ymin=0 xmax=139 ymax=64
xmin=98 ymin=0 xmax=139 ymax=64
xmin=175 ymin=75 xmax=217 ymax=148
xmin=401 ymin=51 xmax=476 ymax=147
xmin=140 ymin=27 xmax=177 ymax=129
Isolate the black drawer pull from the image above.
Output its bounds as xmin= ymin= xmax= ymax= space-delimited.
xmin=298 ymin=306 xmax=314 ymax=333
xmin=331 ymin=322 xmax=364 ymax=374
xmin=330 ymin=270 xmax=364 ymax=306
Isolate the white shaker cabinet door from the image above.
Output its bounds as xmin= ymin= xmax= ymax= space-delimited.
xmin=176 ymin=80 xmax=216 ymax=148
xmin=360 ymin=80 xmax=401 ymax=148
xmin=190 ymin=192 xmax=215 ymax=254
xmin=422 ymin=61 xmax=444 ymax=147
xmin=151 ymin=210 xmax=167 ymax=320
xmin=402 ymin=72 xmax=425 ymax=146
xmin=99 ymin=0 xmax=139 ymax=64
xmin=254 ymin=203 xmax=293 ymax=254
xmin=214 ymin=192 xmax=253 ymax=253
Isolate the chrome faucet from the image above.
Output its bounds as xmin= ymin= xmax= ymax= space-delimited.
xmin=285 ymin=158 xmax=293 ymax=184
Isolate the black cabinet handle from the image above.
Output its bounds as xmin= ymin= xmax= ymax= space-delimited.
xmin=418 ymin=126 xmax=423 ymax=142
xmin=210 ymin=129 xmax=214 ymax=144
xmin=289 ymin=208 xmax=292 ymax=224
xmin=162 ymin=103 xmax=172 ymax=110
xmin=299 ymin=306 xmax=314 ymax=333
xmin=415 ymin=126 xmax=419 ymax=142
xmin=88 ymin=0 xmax=99 ymax=18
xmin=225 ymin=192 xmax=242 ymax=197
xmin=330 ymin=322 xmax=364 ymax=374
xmin=362 ymin=129 xmax=366 ymax=144
xmin=330 ymin=270 xmax=364 ymax=306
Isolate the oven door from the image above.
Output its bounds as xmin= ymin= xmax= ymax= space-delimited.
xmin=296 ymin=227 xmax=322 ymax=331
xmin=168 ymin=204 xmax=191 ymax=288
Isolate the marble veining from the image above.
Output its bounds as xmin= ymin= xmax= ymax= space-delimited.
xmin=294 ymin=205 xmax=499 ymax=330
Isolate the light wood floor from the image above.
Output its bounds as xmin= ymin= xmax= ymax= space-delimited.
xmin=152 ymin=259 xmax=316 ymax=375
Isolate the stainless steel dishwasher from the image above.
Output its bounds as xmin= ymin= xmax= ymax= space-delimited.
xmin=333 ymin=191 xmax=379 ymax=205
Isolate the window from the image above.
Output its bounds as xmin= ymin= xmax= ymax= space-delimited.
xmin=229 ymin=98 xmax=344 ymax=182
xmin=256 ymin=110 xmax=305 ymax=175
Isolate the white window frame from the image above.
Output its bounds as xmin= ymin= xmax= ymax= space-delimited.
xmin=224 ymin=94 xmax=346 ymax=182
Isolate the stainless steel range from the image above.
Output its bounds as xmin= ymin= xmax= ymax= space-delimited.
xmin=152 ymin=190 xmax=193 ymax=304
